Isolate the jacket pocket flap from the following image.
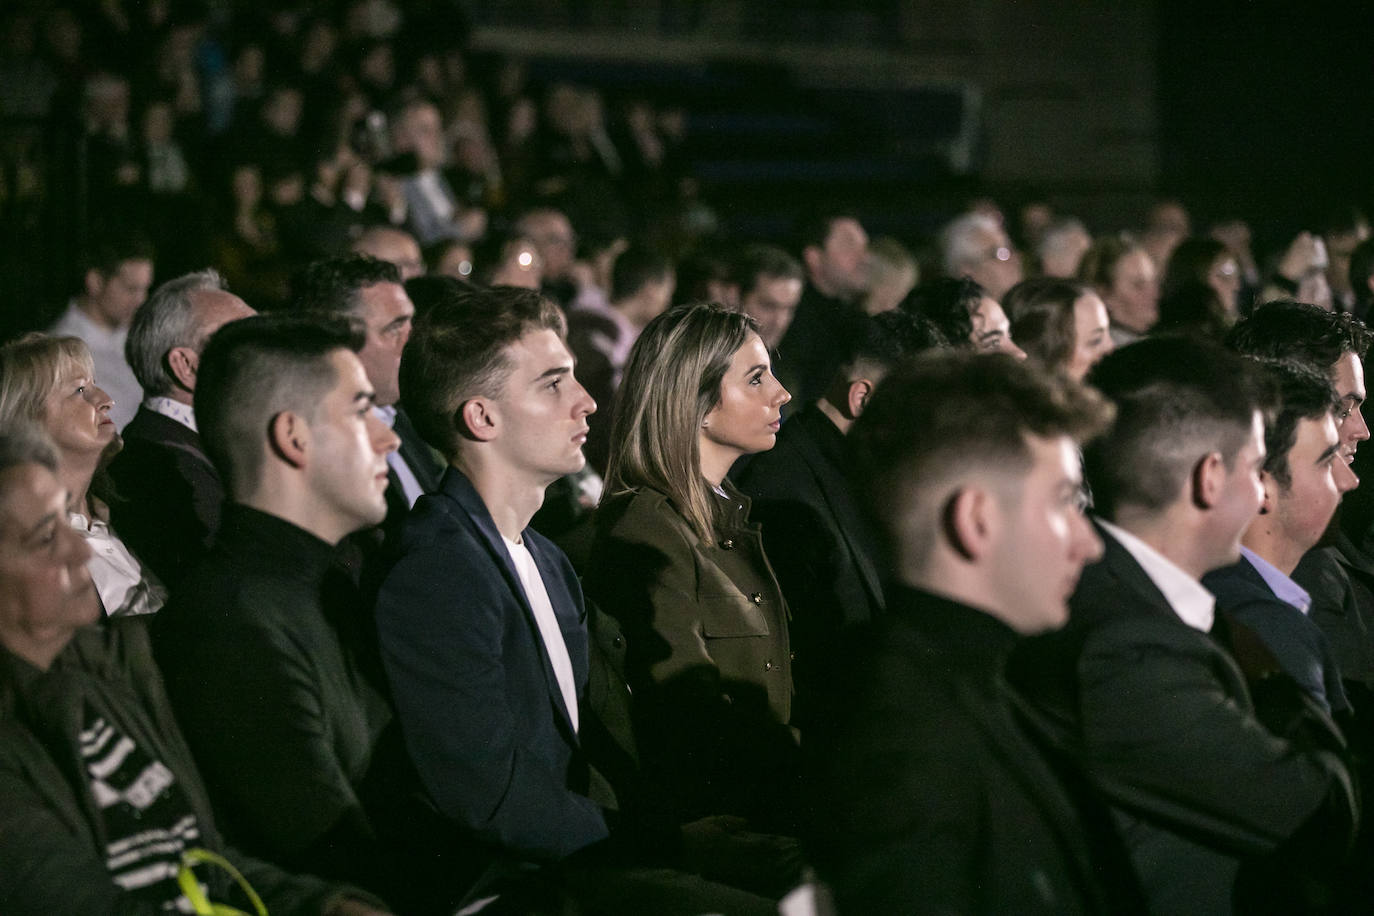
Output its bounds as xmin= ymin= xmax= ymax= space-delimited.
xmin=699 ymin=594 xmax=771 ymax=638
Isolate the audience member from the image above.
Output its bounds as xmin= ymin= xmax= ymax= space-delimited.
xmin=1202 ymin=359 xmax=1357 ymax=713
xmin=940 ymin=210 xmax=1023 ymax=300
xmin=49 ymin=234 xmax=155 ymax=430
xmin=0 ymin=431 xmax=392 ymax=915
xmin=732 ymin=243 xmax=804 ymax=351
xmin=151 ymin=314 xmax=452 ymax=910
xmin=516 ymin=207 xmax=581 ymax=307
xmin=585 ymin=303 xmax=800 ymax=831
xmin=375 ymin=287 xmax=774 ymax=913
xmin=1009 ymin=337 xmax=1357 ymax=915
xmin=1003 ymin=277 xmax=1114 ymax=381
xmin=807 ymin=351 xmax=1141 ymax=915
xmin=1164 ymin=237 xmax=1242 ymax=321
xmin=901 ymin=276 xmax=1026 ymax=357
xmin=1323 ymin=207 xmax=1370 ymax=313
xmin=388 ymin=97 xmax=486 ymax=245
xmin=1154 ymin=279 xmax=1232 ymax=340
xmin=351 ymin=225 xmax=424 ymax=281
xmin=736 ymin=310 xmax=944 ymax=716
xmin=108 ymin=269 xmax=254 ymax=588
xmin=568 ymin=244 xmax=674 ymax=475
xmin=860 ymin=236 xmax=917 ymax=315
xmin=775 ymin=211 xmax=871 ymax=407
xmin=0 ymin=334 xmax=165 ymax=619
xmin=1079 ymin=234 xmax=1160 ymax=346
xmin=1036 ymin=216 xmax=1092 ymax=278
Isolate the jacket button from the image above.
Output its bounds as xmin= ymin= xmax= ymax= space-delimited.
xmin=764 ymin=660 xmax=774 ymax=671
xmin=612 ymin=636 xmax=624 ymax=649
xmin=789 ymin=651 xmax=796 ymax=662
xmin=750 ymin=592 xmax=763 ymax=604
xmin=720 ymin=538 xmax=734 ymax=550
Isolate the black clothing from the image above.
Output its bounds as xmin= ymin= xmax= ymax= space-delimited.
xmin=808 ymin=586 xmax=1142 ymax=915
xmin=774 ymin=284 xmax=866 ymax=410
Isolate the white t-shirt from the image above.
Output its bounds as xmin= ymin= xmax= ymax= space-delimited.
xmin=502 ymin=534 xmax=579 ymax=733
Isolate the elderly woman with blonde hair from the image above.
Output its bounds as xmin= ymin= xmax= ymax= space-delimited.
xmin=0 ymin=333 xmax=165 ymax=617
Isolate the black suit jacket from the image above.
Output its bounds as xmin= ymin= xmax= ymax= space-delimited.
xmin=375 ymin=467 xmax=610 ymax=863
xmin=380 ymin=407 xmax=443 ymax=549
xmin=808 ymin=587 xmax=1142 ymax=915
xmin=108 ymin=405 xmax=223 ymax=589
xmin=735 ymin=404 xmax=884 ymax=710
xmin=1010 ymin=523 xmax=1357 ymax=915
xmin=774 ymin=285 xmax=866 ymax=411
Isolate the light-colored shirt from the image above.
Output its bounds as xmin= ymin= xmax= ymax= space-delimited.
xmin=69 ymin=499 xmax=166 ymax=618
xmin=1099 ymin=518 xmax=1216 ymax=632
xmin=373 ymin=406 xmax=424 ymax=508
xmin=50 ymin=302 xmax=142 ymax=431
xmin=143 ymin=395 xmax=197 ymax=433
xmin=1239 ymin=546 xmax=1312 ymax=615
xmin=502 ymin=533 xmax=579 ymax=733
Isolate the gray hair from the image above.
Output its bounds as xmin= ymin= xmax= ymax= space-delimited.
xmin=1037 ymin=217 xmax=1089 ymax=263
xmin=125 ymin=269 xmax=227 ymax=397
xmin=941 ymin=212 xmax=1002 ymax=277
xmin=0 ymin=430 xmax=58 ymax=477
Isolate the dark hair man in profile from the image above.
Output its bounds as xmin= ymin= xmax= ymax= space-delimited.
xmin=108 ymin=268 xmax=254 ymax=587
xmin=736 ymin=310 xmax=945 ymax=713
xmin=150 ymin=315 xmax=433 ymax=909
xmin=775 ymin=210 xmax=872 ymax=408
xmin=0 ymin=428 xmax=390 ymax=915
xmin=1202 ymin=360 xmax=1358 ymax=713
xmin=376 ymin=285 xmax=775 ymax=913
xmin=806 ymin=352 xmax=1139 ymax=915
xmin=295 ymin=254 xmax=442 ymax=550
xmin=1010 ymin=337 xmax=1357 ymax=915
xmin=1227 ymin=301 xmax=1374 ymax=705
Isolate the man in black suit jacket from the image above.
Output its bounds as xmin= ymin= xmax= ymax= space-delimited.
xmin=109 ymin=269 xmax=254 ymax=588
xmin=808 ymin=352 xmax=1142 ymax=915
xmin=376 ymin=286 xmax=776 ymax=914
xmin=1010 ymin=339 xmax=1358 ymax=915
xmin=737 ymin=310 xmax=943 ymax=713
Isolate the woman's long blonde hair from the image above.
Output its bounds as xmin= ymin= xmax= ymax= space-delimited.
xmin=603 ymin=303 xmax=755 ymax=540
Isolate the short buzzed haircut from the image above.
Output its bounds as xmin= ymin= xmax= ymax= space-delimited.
xmin=732 ymin=244 xmax=802 ymax=299
xmin=852 ymin=351 xmax=1112 ymax=568
xmin=401 ymin=286 xmax=566 ymax=457
xmin=294 ymin=255 xmax=401 ymax=316
xmin=126 ymin=269 xmax=228 ymax=396
xmin=195 ymin=313 xmax=365 ymax=499
xmin=1227 ymin=299 xmax=1374 ymax=374
xmin=1084 ymin=337 xmax=1273 ymax=520
xmin=1248 ymin=358 xmax=1340 ymax=488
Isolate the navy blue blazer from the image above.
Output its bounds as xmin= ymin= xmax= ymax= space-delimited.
xmin=374 ymin=466 xmax=609 ymax=861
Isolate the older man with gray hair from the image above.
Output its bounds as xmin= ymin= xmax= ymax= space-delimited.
xmin=941 ymin=210 xmax=1023 ymax=300
xmin=108 ymin=269 xmax=254 ymax=587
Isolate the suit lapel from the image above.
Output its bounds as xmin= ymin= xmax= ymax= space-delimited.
xmin=441 ymin=469 xmax=582 ymax=739
xmin=393 ymin=408 xmax=442 ymax=494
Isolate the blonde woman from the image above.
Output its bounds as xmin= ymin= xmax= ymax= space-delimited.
xmin=584 ymin=303 xmax=798 ymax=832
xmin=0 ymin=334 xmax=165 ymax=617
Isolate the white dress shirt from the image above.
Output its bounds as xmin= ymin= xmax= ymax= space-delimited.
xmin=502 ymin=534 xmax=579 ymax=733
xmin=1099 ymin=518 xmax=1216 ymax=632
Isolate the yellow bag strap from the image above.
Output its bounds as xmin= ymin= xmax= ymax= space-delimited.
xmin=175 ymin=847 xmax=269 ymax=916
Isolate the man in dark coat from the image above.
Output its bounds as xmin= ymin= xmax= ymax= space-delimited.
xmin=108 ymin=268 xmax=253 ymax=588
xmin=774 ymin=211 xmax=871 ymax=409
xmin=150 ymin=315 xmax=440 ymax=909
xmin=0 ymin=431 xmax=390 ymax=916
xmin=808 ymin=352 xmax=1141 ymax=915
xmin=737 ymin=310 xmax=943 ymax=714
xmin=1010 ymin=338 xmax=1358 ymax=915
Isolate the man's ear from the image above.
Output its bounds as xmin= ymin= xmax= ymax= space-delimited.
xmin=801 ymin=245 xmax=823 ymax=279
xmin=268 ymin=411 xmax=309 ymax=469
xmin=458 ymin=398 xmax=499 ymax=443
xmin=1257 ymin=468 xmax=1278 ymax=516
xmin=165 ymin=346 xmax=198 ymax=393
xmin=1193 ymin=451 xmax=1225 ymax=509
xmin=846 ymin=378 xmax=874 ymax=419
xmin=944 ymin=485 xmax=998 ymax=561
xmin=84 ymin=269 xmax=104 ymax=298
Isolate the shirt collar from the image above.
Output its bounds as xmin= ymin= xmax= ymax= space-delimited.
xmin=1240 ymin=545 xmax=1312 ymax=615
xmin=143 ymin=396 xmax=197 ymax=432
xmin=1099 ymin=518 xmax=1216 ymax=632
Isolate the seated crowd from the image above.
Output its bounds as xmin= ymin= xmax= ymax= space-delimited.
xmin=11 ymin=8 xmax=1374 ymax=915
